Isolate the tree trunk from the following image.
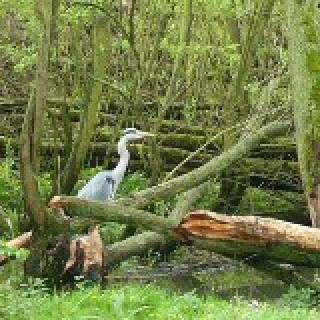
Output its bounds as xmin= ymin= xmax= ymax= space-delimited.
xmin=50 ymin=196 xmax=320 ymax=268
xmin=61 ymin=20 xmax=109 ymax=194
xmin=19 ymin=1 xmax=58 ymax=278
xmin=116 ymin=120 xmax=290 ymax=208
xmin=217 ymin=0 xmax=277 ymax=215
xmin=287 ymin=1 xmax=320 ymax=227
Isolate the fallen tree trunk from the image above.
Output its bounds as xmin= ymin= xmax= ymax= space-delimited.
xmin=1 ymin=184 xmax=206 ymax=270
xmin=106 ymin=231 xmax=166 ymax=269
xmin=50 ymin=196 xmax=320 ymax=268
xmin=176 ymin=211 xmax=320 ymax=267
xmin=116 ymin=120 xmax=291 ymax=208
xmin=46 ymin=120 xmax=296 ymax=276
xmin=2 ymin=120 xmax=295 ymax=284
xmin=3 ymin=210 xmax=318 ymax=289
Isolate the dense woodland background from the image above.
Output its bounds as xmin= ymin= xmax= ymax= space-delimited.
xmin=0 ymin=1 xmax=305 ymax=214
xmin=2 ymin=0 xmax=320 ymax=317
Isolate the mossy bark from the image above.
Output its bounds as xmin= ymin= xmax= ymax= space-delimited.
xmin=61 ymin=21 xmax=109 ymax=194
xmin=31 ymin=0 xmax=57 ymax=173
xmin=117 ymin=121 xmax=290 ymax=209
xmin=19 ymin=0 xmax=56 ymax=227
xmin=217 ymin=0 xmax=277 ymax=214
xmin=50 ymin=196 xmax=320 ymax=269
xmin=287 ymin=1 xmax=320 ymax=227
xmin=18 ymin=1 xmax=108 ymax=282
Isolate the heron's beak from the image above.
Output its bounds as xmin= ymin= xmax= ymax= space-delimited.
xmin=138 ymin=131 xmax=155 ymax=137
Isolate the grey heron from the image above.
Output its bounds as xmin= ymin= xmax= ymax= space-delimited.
xmin=77 ymin=128 xmax=154 ymax=201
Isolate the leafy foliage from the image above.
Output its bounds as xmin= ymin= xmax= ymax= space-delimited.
xmin=280 ymin=286 xmax=320 ymax=309
xmin=0 ymin=240 xmax=29 ymax=261
xmin=0 ymin=141 xmax=22 ymax=237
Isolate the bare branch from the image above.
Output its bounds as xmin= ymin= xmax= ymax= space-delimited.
xmin=118 ymin=120 xmax=291 ymax=208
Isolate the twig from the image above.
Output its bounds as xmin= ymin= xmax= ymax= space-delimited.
xmin=164 ymin=105 xmax=291 ymax=181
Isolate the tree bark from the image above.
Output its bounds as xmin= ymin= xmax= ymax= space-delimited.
xmin=50 ymin=195 xmax=320 ymax=268
xmin=106 ymin=231 xmax=166 ymax=269
xmin=176 ymin=211 xmax=320 ymax=268
xmin=287 ymin=1 xmax=320 ymax=227
xmin=61 ymin=20 xmax=109 ymax=194
xmin=50 ymin=196 xmax=177 ymax=234
xmin=20 ymin=0 xmax=58 ymax=227
xmin=31 ymin=0 xmax=56 ymax=173
xmin=116 ymin=120 xmax=291 ymax=208
xmin=217 ymin=0 xmax=277 ymax=215
xmin=18 ymin=1 xmax=66 ymax=279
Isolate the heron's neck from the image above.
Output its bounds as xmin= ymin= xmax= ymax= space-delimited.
xmin=114 ymin=136 xmax=130 ymax=177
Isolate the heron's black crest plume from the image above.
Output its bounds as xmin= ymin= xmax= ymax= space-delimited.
xmin=124 ymin=128 xmax=137 ymax=135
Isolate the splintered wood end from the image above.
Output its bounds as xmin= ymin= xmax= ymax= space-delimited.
xmin=175 ymin=211 xmax=267 ymax=245
xmin=63 ymin=225 xmax=104 ymax=281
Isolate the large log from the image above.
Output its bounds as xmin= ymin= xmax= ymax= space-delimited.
xmin=50 ymin=196 xmax=320 ymax=268
xmin=115 ymin=121 xmax=291 ymax=208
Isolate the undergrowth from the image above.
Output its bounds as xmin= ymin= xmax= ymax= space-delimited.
xmin=1 ymin=142 xmax=320 ymax=318
xmin=0 ymin=282 xmax=319 ymax=320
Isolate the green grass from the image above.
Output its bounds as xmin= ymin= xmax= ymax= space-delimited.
xmin=0 ymin=283 xmax=319 ymax=320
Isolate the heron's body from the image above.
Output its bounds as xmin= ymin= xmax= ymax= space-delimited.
xmin=77 ymin=128 xmax=152 ymax=201
xmin=77 ymin=171 xmax=116 ymax=201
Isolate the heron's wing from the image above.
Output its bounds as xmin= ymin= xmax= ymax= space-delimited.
xmin=77 ymin=171 xmax=115 ymax=201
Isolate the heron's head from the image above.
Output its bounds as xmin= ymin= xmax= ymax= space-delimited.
xmin=123 ymin=128 xmax=154 ymax=141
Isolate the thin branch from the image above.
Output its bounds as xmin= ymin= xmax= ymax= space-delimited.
xmin=129 ymin=0 xmax=136 ymax=50
xmin=91 ymin=76 xmax=132 ymax=103
xmin=0 ymin=232 xmax=32 ymax=266
xmin=71 ymin=1 xmax=141 ymax=69
xmin=170 ymin=181 xmax=212 ymax=221
xmin=118 ymin=120 xmax=291 ymax=208
xmin=164 ymin=106 xmax=289 ymax=182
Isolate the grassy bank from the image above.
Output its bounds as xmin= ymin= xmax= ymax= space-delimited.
xmin=0 ymin=282 xmax=319 ymax=320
